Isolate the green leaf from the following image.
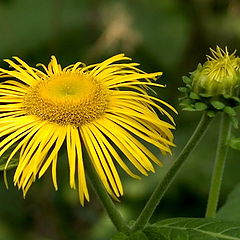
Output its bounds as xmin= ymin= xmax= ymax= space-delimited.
xmin=207 ymin=110 xmax=216 ymax=117
xmin=144 ymin=217 xmax=240 ymax=240
xmin=231 ymin=97 xmax=240 ymax=104
xmin=231 ymin=117 xmax=239 ymax=129
xmin=179 ymin=98 xmax=192 ymax=105
xmin=112 ymin=231 xmax=148 ymax=240
xmin=178 ymin=87 xmax=188 ymax=93
xmin=111 ymin=232 xmax=127 ymax=240
xmin=228 ymin=137 xmax=240 ymax=151
xmin=182 ymin=76 xmax=192 ymax=84
xmin=211 ymin=101 xmax=225 ymax=110
xmin=194 ymin=102 xmax=208 ymax=111
xmin=217 ymin=183 xmax=240 ymax=222
xmin=182 ymin=106 xmax=197 ymax=111
xmin=199 ymin=93 xmax=211 ymax=97
xmin=224 ymin=106 xmax=237 ymax=116
xmin=189 ymin=92 xmax=200 ymax=99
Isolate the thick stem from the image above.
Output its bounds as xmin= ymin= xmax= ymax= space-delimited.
xmin=205 ymin=112 xmax=232 ymax=218
xmin=131 ymin=112 xmax=213 ymax=232
xmin=85 ymin=154 xmax=130 ymax=233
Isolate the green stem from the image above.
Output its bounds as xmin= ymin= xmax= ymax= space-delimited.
xmin=131 ymin=112 xmax=213 ymax=232
xmin=84 ymin=154 xmax=130 ymax=234
xmin=205 ymin=112 xmax=232 ymax=218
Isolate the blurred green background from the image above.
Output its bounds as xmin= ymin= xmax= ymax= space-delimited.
xmin=0 ymin=0 xmax=240 ymax=239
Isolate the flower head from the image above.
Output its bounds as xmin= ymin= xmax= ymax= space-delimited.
xmin=0 ymin=54 xmax=176 ymax=205
xmin=192 ymin=46 xmax=240 ymax=96
xmin=179 ymin=47 xmax=240 ymax=124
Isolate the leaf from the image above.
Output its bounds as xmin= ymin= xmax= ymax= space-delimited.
xmin=231 ymin=97 xmax=240 ymax=104
xmin=217 ymin=183 xmax=240 ymax=221
xmin=182 ymin=76 xmax=192 ymax=84
xmin=228 ymin=138 xmax=240 ymax=151
xmin=230 ymin=117 xmax=239 ymax=129
xmin=111 ymin=232 xmax=128 ymax=240
xmin=224 ymin=106 xmax=237 ymax=117
xmin=211 ymin=101 xmax=225 ymax=110
xmin=195 ymin=102 xmax=208 ymax=111
xmin=126 ymin=0 xmax=190 ymax=69
xmin=189 ymin=92 xmax=200 ymax=100
xmin=178 ymin=87 xmax=188 ymax=93
xmin=182 ymin=106 xmax=197 ymax=111
xmin=144 ymin=217 xmax=240 ymax=240
xmin=207 ymin=110 xmax=216 ymax=117
xmin=179 ymin=98 xmax=192 ymax=105
xmin=111 ymin=231 xmax=148 ymax=240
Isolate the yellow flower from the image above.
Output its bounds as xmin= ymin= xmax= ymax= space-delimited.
xmin=0 ymin=54 xmax=176 ymax=205
xmin=192 ymin=46 xmax=240 ymax=96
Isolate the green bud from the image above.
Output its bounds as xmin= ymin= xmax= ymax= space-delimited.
xmin=192 ymin=47 xmax=240 ymax=97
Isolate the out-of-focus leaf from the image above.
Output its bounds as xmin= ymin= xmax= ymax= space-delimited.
xmin=189 ymin=92 xmax=200 ymax=99
xmin=228 ymin=137 xmax=240 ymax=151
xmin=125 ymin=0 xmax=190 ymax=69
xmin=0 ymin=0 xmax=88 ymax=57
xmin=224 ymin=106 xmax=237 ymax=116
xmin=217 ymin=183 xmax=240 ymax=221
xmin=211 ymin=101 xmax=225 ymax=110
xmin=111 ymin=232 xmax=128 ymax=240
xmin=195 ymin=102 xmax=208 ymax=111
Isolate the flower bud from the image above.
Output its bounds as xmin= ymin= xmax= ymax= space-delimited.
xmin=179 ymin=47 xmax=240 ymax=126
xmin=192 ymin=46 xmax=240 ymax=97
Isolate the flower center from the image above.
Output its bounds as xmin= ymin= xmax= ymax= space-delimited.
xmin=23 ymin=73 xmax=109 ymax=126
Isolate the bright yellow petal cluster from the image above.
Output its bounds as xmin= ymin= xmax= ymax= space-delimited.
xmin=0 ymin=54 xmax=176 ymax=205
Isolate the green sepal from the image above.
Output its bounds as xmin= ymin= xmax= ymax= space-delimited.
xmin=183 ymin=106 xmax=196 ymax=111
xmin=199 ymin=93 xmax=211 ymax=97
xmin=178 ymin=87 xmax=188 ymax=93
xmin=210 ymin=100 xmax=225 ymax=110
xmin=189 ymin=92 xmax=200 ymax=99
xmin=223 ymin=106 xmax=237 ymax=116
xmin=194 ymin=102 xmax=208 ymax=111
xmin=231 ymin=96 xmax=240 ymax=103
xmin=182 ymin=76 xmax=192 ymax=84
xmin=179 ymin=98 xmax=192 ymax=105
xmin=207 ymin=110 xmax=216 ymax=117
xmin=230 ymin=117 xmax=239 ymax=129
